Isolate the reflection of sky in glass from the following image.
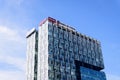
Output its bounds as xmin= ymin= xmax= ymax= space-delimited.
xmin=80 ymin=66 xmax=106 ymax=80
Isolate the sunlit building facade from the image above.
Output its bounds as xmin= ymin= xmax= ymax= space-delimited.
xmin=26 ymin=17 xmax=107 ymax=80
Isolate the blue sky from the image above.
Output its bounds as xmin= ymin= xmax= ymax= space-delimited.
xmin=0 ymin=0 xmax=120 ymax=80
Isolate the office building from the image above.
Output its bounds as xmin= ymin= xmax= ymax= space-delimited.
xmin=26 ymin=17 xmax=107 ymax=80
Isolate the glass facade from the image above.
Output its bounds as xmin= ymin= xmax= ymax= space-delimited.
xmin=80 ymin=66 xmax=106 ymax=80
xmin=47 ymin=19 xmax=106 ymax=80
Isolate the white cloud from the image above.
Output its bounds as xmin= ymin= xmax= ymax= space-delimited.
xmin=0 ymin=25 xmax=27 ymax=80
xmin=0 ymin=53 xmax=26 ymax=71
xmin=0 ymin=25 xmax=26 ymax=70
xmin=0 ymin=25 xmax=26 ymax=56
xmin=106 ymin=74 xmax=120 ymax=80
xmin=0 ymin=70 xmax=25 ymax=80
xmin=0 ymin=53 xmax=25 ymax=79
xmin=0 ymin=25 xmax=27 ymax=57
xmin=3 ymin=0 xmax=24 ymax=6
xmin=0 ymin=25 xmax=25 ymax=43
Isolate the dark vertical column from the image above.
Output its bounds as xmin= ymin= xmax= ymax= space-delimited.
xmin=75 ymin=60 xmax=81 ymax=80
xmin=34 ymin=32 xmax=38 ymax=80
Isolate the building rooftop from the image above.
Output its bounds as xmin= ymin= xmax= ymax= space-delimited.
xmin=39 ymin=17 xmax=101 ymax=45
xmin=26 ymin=28 xmax=36 ymax=38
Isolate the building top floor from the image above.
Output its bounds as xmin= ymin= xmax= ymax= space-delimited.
xmin=39 ymin=17 xmax=101 ymax=45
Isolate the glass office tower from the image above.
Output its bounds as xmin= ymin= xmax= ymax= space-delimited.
xmin=26 ymin=17 xmax=107 ymax=80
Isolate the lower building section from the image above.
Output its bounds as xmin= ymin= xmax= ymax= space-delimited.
xmin=48 ymin=60 xmax=107 ymax=80
xmin=80 ymin=66 xmax=106 ymax=80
